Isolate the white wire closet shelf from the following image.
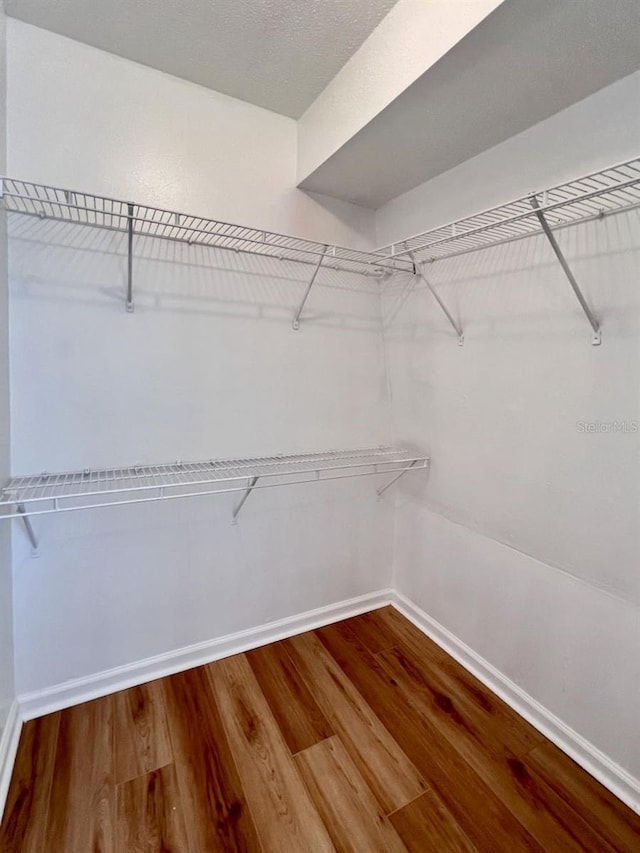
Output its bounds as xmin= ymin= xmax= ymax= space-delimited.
xmin=379 ymin=158 xmax=640 ymax=263
xmin=0 ymin=448 xmax=429 ymax=522
xmin=0 ymin=177 xmax=413 ymax=278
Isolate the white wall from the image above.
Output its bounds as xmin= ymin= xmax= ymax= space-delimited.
xmin=6 ymin=22 xmax=393 ymax=695
xmin=9 ymin=234 xmax=394 ymax=695
xmin=380 ymin=75 xmax=640 ymax=785
xmin=0 ymin=1 xmax=15 ymax=743
xmin=377 ymin=71 xmax=640 ymax=246
xmin=7 ymin=20 xmax=376 ymax=250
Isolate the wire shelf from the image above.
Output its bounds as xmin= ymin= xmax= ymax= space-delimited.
xmin=0 ymin=447 xmax=429 ymax=518
xmin=0 ymin=177 xmax=413 ymax=277
xmin=379 ymin=158 xmax=640 ymax=263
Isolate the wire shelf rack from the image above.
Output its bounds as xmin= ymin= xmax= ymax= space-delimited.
xmin=0 ymin=447 xmax=429 ymax=519
xmin=0 ymin=177 xmax=413 ymax=278
xmin=379 ymin=157 xmax=640 ymax=263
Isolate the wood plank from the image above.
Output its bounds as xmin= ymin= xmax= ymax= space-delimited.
xmin=245 ymin=641 xmax=333 ymax=753
xmin=389 ymin=790 xmax=478 ymax=853
xmin=0 ymin=713 xmax=61 ymax=853
xmin=526 ymin=742 xmax=640 ymax=853
xmin=315 ymin=620 xmax=544 ymax=852
xmin=295 ymin=735 xmax=407 ymax=853
xmin=3 ymin=617 xmax=637 ymax=852
xmin=367 ymin=607 xmax=544 ymax=755
xmin=365 ymin=608 xmax=455 ymax=670
xmin=113 ymin=679 xmax=172 ymax=784
xmin=379 ymin=644 xmax=536 ymax=765
xmin=163 ymin=666 xmax=262 ymax=852
xmin=377 ymin=645 xmax=619 ymax=853
xmin=207 ymin=654 xmax=335 ymax=853
xmin=116 ymin=764 xmax=189 ymax=853
xmin=45 ymin=695 xmax=115 ymax=853
xmin=282 ymin=631 xmax=426 ymax=815
xmin=340 ymin=606 xmax=400 ymax=654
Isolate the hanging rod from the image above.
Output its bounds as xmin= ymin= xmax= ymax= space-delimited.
xmin=0 ymin=177 xmax=413 ymax=284
xmin=0 ymin=448 xmax=430 ymax=527
xmin=379 ymin=157 xmax=640 ymax=264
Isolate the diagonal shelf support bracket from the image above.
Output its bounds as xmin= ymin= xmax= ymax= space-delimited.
xmin=377 ymin=459 xmax=421 ymax=498
xmin=410 ymin=253 xmax=463 ymax=345
xmin=232 ymin=476 xmax=260 ymax=523
xmin=292 ymin=246 xmax=328 ymax=330
xmin=17 ymin=503 xmax=39 ymax=555
xmin=530 ymin=195 xmax=601 ymax=345
xmin=126 ymin=202 xmax=135 ymax=313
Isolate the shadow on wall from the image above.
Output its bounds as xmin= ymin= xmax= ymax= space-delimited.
xmin=294 ymin=187 xmax=377 ymax=253
xmin=8 ymin=213 xmax=383 ymax=332
xmin=380 ymin=208 xmax=640 ymax=604
xmin=382 ymin=209 xmax=640 ymax=343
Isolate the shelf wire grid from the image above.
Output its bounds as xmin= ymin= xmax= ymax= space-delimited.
xmin=0 ymin=177 xmax=413 ymax=277
xmin=0 ymin=448 xmax=429 ymax=517
xmin=379 ymin=158 xmax=640 ymax=263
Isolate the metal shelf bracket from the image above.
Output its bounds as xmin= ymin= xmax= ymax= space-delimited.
xmin=411 ymin=254 xmax=464 ymax=345
xmin=377 ymin=459 xmax=421 ymax=498
xmin=529 ymin=196 xmax=601 ymax=345
xmin=17 ymin=503 xmax=39 ymax=555
xmin=232 ymin=476 xmax=259 ymax=523
xmin=292 ymin=246 xmax=328 ymax=330
xmin=126 ymin=203 xmax=134 ymax=313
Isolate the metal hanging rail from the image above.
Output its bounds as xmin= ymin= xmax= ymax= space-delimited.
xmin=379 ymin=157 xmax=640 ymax=345
xmin=0 ymin=448 xmax=429 ymax=532
xmin=0 ymin=177 xmax=414 ymax=315
xmin=380 ymin=159 xmax=640 ymax=263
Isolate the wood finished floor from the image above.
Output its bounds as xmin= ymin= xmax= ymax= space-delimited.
xmin=2 ymin=607 xmax=639 ymax=852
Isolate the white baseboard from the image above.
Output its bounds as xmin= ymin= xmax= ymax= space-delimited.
xmin=391 ymin=590 xmax=640 ymax=816
xmin=19 ymin=588 xmax=393 ymax=720
xmin=0 ymin=702 xmax=22 ymax=822
xmin=14 ymin=585 xmax=639 ymax=818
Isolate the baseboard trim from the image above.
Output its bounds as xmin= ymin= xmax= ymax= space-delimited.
xmin=391 ymin=591 xmax=640 ymax=815
xmin=19 ymin=588 xmax=393 ymax=720
xmin=0 ymin=702 xmax=22 ymax=822
xmin=15 ymin=585 xmax=639 ymax=816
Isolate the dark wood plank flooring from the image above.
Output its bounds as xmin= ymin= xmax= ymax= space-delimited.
xmin=2 ymin=606 xmax=639 ymax=852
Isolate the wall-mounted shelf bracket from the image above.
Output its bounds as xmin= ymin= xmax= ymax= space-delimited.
xmin=410 ymin=254 xmax=464 ymax=345
xmin=529 ymin=196 xmax=601 ymax=345
xmin=16 ymin=503 xmax=39 ymax=555
xmin=232 ymin=476 xmax=259 ymax=523
xmin=126 ymin=203 xmax=134 ymax=313
xmin=377 ymin=459 xmax=422 ymax=498
xmin=292 ymin=246 xmax=328 ymax=330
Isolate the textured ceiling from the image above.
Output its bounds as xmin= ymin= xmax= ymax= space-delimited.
xmin=300 ymin=0 xmax=640 ymax=207
xmin=4 ymin=0 xmax=398 ymax=118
